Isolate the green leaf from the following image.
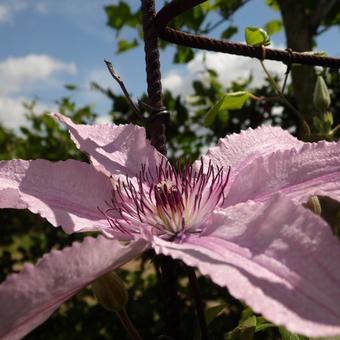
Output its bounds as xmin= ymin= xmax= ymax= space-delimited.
xmin=240 ymin=307 xmax=253 ymax=322
xmin=220 ymin=91 xmax=251 ymax=110
xmin=218 ymin=109 xmax=229 ymax=124
xmin=105 ymin=2 xmax=139 ymax=31
xmin=255 ymin=322 xmax=275 ymax=333
xmin=221 ymin=26 xmax=238 ymax=39
xmin=116 ymin=39 xmax=138 ymax=53
xmin=264 ymin=20 xmax=282 ymax=35
xmin=265 ymin=0 xmax=280 ymax=11
xmin=205 ymin=91 xmax=251 ymax=126
xmin=205 ymin=304 xmax=227 ymax=325
xmin=225 ymin=316 xmax=256 ymax=340
xmin=245 ymin=27 xmax=271 ymax=47
xmin=193 ymin=304 xmax=227 ymax=340
xmin=64 ymin=84 xmax=77 ymax=91
xmin=204 ymin=97 xmax=225 ymax=127
xmin=278 ymin=327 xmax=308 ymax=340
xmin=254 ymin=317 xmax=276 ymax=332
xmin=174 ymin=46 xmax=194 ymax=63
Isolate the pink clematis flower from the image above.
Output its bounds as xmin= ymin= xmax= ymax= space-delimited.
xmin=1 ymin=112 xmax=340 ymax=339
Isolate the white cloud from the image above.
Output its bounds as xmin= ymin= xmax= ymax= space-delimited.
xmin=163 ymin=51 xmax=287 ymax=98
xmin=35 ymin=2 xmax=48 ymax=14
xmin=75 ymin=67 xmax=120 ymax=114
xmin=0 ymin=1 xmax=31 ymax=24
xmin=0 ymin=54 xmax=75 ymax=129
xmin=95 ymin=114 xmax=112 ymax=125
xmin=0 ymin=54 xmax=76 ymax=96
xmin=0 ymin=5 xmax=11 ymax=23
xmin=0 ymin=96 xmax=55 ymax=130
xmin=87 ymin=68 xmax=120 ymax=93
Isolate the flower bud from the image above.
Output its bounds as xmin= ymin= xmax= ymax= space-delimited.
xmin=323 ymin=111 xmax=333 ymax=127
xmin=313 ymin=76 xmax=331 ymax=112
xmin=92 ymin=271 xmax=128 ymax=312
xmin=303 ymin=196 xmax=321 ymax=215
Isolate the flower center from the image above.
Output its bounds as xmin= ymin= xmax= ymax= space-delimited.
xmin=101 ymin=159 xmax=230 ymax=239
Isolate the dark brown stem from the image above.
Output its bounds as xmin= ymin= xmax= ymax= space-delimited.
xmin=104 ymin=60 xmax=141 ymax=114
xmin=187 ymin=267 xmax=209 ymax=340
xmin=281 ymin=62 xmax=291 ymax=94
xmin=154 ymin=255 xmax=182 ymax=340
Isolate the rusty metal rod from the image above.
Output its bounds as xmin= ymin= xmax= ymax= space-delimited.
xmin=155 ymin=0 xmax=340 ymax=68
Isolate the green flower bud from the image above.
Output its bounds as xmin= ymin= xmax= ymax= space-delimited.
xmin=92 ymin=271 xmax=128 ymax=312
xmin=323 ymin=111 xmax=334 ymax=127
xmin=303 ymin=196 xmax=321 ymax=215
xmin=313 ymin=76 xmax=331 ymax=112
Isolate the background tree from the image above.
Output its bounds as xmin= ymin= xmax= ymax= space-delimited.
xmin=276 ymin=0 xmax=340 ymax=125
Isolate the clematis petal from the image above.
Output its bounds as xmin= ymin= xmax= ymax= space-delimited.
xmin=225 ymin=140 xmax=340 ymax=207
xmin=51 ymin=112 xmax=164 ymax=177
xmin=201 ymin=126 xmax=303 ymax=176
xmin=0 ymin=159 xmax=113 ymax=233
xmin=153 ymin=195 xmax=340 ymax=337
xmin=0 ymin=236 xmax=148 ymax=340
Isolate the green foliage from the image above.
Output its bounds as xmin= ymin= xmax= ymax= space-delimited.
xmin=264 ymin=20 xmax=282 ymax=35
xmin=221 ymin=26 xmax=238 ymax=39
xmin=225 ymin=315 xmax=256 ymax=340
xmin=104 ymin=0 xmax=248 ymax=62
xmin=278 ymin=327 xmax=308 ymax=340
xmin=64 ymin=84 xmax=78 ymax=91
xmin=265 ymin=0 xmax=280 ymax=12
xmin=205 ymin=91 xmax=252 ymax=126
xmin=205 ymin=304 xmax=228 ymax=325
xmin=105 ymin=2 xmax=140 ymax=32
xmin=174 ymin=46 xmax=195 ymax=63
xmin=117 ymin=38 xmax=138 ymax=53
xmin=245 ymin=27 xmax=271 ymax=47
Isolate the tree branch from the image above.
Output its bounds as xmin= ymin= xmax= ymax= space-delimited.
xmin=310 ymin=0 xmax=338 ymax=31
xmin=104 ymin=60 xmax=140 ymax=114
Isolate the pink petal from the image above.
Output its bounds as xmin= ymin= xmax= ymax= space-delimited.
xmin=0 ymin=159 xmax=113 ymax=233
xmin=201 ymin=126 xmax=302 ymax=176
xmin=153 ymin=195 xmax=340 ymax=337
xmin=51 ymin=112 xmax=164 ymax=177
xmin=225 ymin=140 xmax=340 ymax=206
xmin=0 ymin=236 xmax=148 ymax=340
xmin=0 ymin=161 xmax=27 ymax=209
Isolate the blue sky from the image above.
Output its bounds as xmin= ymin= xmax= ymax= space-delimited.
xmin=1 ymin=0 xmax=339 ymax=128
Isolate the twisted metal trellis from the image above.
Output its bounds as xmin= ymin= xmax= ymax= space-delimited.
xmin=155 ymin=0 xmax=340 ymax=68
xmin=143 ymin=0 xmax=340 ymax=151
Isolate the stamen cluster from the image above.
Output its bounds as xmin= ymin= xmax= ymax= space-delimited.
xmin=102 ymin=159 xmax=230 ymax=239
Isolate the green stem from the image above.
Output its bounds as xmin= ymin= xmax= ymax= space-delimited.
xmin=260 ymin=61 xmax=299 ymax=116
xmin=116 ymin=308 xmax=143 ymax=340
xmin=281 ymin=64 xmax=291 ymax=93
xmin=259 ymin=60 xmax=310 ymax=135
xmin=330 ymin=124 xmax=340 ymax=137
